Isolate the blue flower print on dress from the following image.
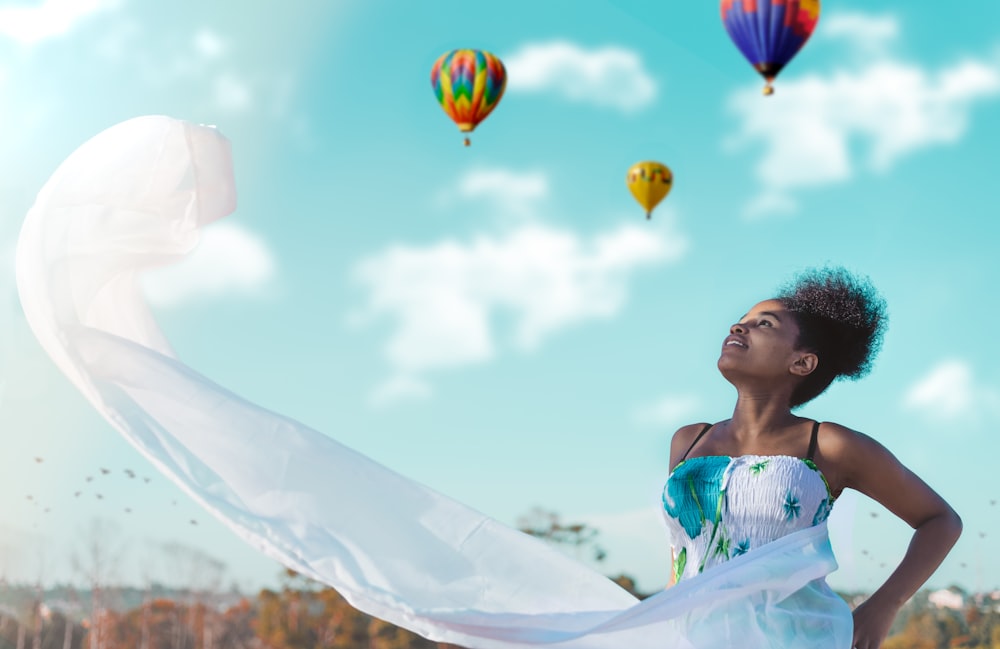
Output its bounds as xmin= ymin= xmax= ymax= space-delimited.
xmin=812 ymin=498 xmax=834 ymax=525
xmin=783 ymin=491 xmax=801 ymax=521
xmin=663 ymin=456 xmax=730 ymax=540
xmin=733 ymin=538 xmax=750 ymax=557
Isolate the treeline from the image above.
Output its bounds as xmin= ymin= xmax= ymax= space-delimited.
xmin=0 ymin=568 xmax=646 ymax=649
xmin=2 ymin=512 xmax=997 ymax=648
xmin=880 ymin=590 xmax=1000 ymax=649
xmin=1 ymin=574 xmax=998 ymax=649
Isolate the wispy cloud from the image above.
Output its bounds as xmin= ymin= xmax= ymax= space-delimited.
xmin=504 ymin=41 xmax=657 ymax=112
xmin=352 ymin=222 xmax=681 ymax=373
xmin=725 ymin=11 xmax=1000 ymax=219
xmin=436 ymin=167 xmax=549 ymax=220
xmin=92 ymin=23 xmax=263 ymax=116
xmin=0 ymin=0 xmax=118 ymax=45
xmin=821 ymin=12 xmax=899 ymax=57
xmin=141 ymin=222 xmax=276 ymax=308
xmin=902 ymin=359 xmax=1000 ymax=421
xmin=633 ymin=394 xmax=702 ymax=429
xmin=352 ymin=168 xmax=688 ymax=406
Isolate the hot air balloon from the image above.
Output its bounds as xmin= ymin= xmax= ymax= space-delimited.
xmin=721 ymin=0 xmax=820 ymax=95
xmin=431 ymin=49 xmax=507 ymax=146
xmin=626 ymin=161 xmax=673 ymax=220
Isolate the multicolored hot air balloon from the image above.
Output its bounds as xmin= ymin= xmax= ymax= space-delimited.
xmin=626 ymin=161 xmax=673 ymax=220
xmin=721 ymin=0 xmax=820 ymax=95
xmin=431 ymin=49 xmax=507 ymax=146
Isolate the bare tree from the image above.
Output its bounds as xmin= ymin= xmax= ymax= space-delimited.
xmin=30 ymin=541 xmax=51 ymax=649
xmin=159 ymin=542 xmax=227 ymax=649
xmin=516 ymin=507 xmax=607 ymax=563
xmin=71 ymin=518 xmax=128 ymax=649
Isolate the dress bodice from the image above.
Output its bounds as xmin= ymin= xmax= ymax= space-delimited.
xmin=662 ymin=454 xmax=835 ymax=583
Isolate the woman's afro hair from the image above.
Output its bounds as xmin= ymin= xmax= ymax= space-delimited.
xmin=775 ymin=266 xmax=888 ymax=408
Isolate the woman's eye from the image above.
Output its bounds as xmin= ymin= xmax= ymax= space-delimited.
xmin=759 ymin=319 xmax=772 ymax=327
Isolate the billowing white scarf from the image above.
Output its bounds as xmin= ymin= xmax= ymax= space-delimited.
xmin=15 ymin=116 xmax=853 ymax=649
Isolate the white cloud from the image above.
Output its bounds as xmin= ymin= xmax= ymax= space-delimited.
xmin=902 ymin=359 xmax=1000 ymax=421
xmin=504 ymin=41 xmax=657 ymax=112
xmin=436 ymin=168 xmax=549 ymax=220
xmin=821 ymin=12 xmax=899 ymax=56
xmin=352 ymin=166 xmax=689 ymax=405
xmin=0 ymin=0 xmax=117 ymax=45
xmin=458 ymin=168 xmax=548 ymax=204
xmin=633 ymin=394 xmax=702 ymax=429
xmin=352 ymin=221 xmax=683 ymax=379
xmin=141 ymin=222 xmax=276 ymax=308
xmin=725 ymin=12 xmax=1000 ymax=219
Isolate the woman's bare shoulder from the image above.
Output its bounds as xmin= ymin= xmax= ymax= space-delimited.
xmin=668 ymin=422 xmax=713 ymax=468
xmin=814 ymin=421 xmax=901 ymax=493
xmin=815 ymin=421 xmax=887 ymax=457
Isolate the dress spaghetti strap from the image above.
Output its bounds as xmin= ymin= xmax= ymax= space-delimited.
xmin=680 ymin=423 xmax=713 ymax=462
xmin=806 ymin=420 xmax=820 ymax=462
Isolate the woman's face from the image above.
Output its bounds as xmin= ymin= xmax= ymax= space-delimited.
xmin=717 ymin=299 xmax=809 ymax=381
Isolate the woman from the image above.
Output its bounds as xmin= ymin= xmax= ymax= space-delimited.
xmin=663 ymin=267 xmax=963 ymax=649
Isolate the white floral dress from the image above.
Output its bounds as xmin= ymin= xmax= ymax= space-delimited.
xmin=662 ymin=422 xmax=835 ymax=584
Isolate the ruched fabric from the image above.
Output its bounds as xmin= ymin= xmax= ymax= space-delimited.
xmin=15 ymin=116 xmax=853 ymax=649
xmin=664 ymin=455 xmax=835 ymax=582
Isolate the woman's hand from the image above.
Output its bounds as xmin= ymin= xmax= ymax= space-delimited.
xmin=851 ymin=595 xmax=899 ymax=649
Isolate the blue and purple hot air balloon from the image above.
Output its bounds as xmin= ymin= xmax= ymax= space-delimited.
xmin=721 ymin=0 xmax=820 ymax=95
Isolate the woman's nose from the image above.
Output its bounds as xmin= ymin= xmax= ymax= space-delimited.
xmin=730 ymin=322 xmax=747 ymax=334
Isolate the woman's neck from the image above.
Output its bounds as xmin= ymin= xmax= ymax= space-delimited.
xmin=727 ymin=393 xmax=801 ymax=439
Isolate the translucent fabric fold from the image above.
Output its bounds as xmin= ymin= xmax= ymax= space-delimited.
xmin=15 ymin=116 xmax=853 ymax=649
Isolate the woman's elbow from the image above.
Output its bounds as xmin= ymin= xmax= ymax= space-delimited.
xmin=938 ymin=507 xmax=963 ymax=544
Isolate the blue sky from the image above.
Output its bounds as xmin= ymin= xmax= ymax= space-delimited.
xmin=0 ymin=0 xmax=998 ymax=596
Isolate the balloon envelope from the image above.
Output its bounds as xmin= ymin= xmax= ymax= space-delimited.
xmin=720 ymin=0 xmax=820 ymax=94
xmin=626 ymin=161 xmax=673 ymax=219
xmin=431 ymin=49 xmax=507 ymax=144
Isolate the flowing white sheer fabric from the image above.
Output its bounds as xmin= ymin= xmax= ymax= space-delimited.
xmin=15 ymin=116 xmax=853 ymax=649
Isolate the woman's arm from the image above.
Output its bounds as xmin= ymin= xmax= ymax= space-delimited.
xmin=835 ymin=426 xmax=963 ymax=649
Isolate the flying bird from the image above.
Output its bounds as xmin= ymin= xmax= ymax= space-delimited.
xmin=100 ymin=468 xmax=110 ymax=475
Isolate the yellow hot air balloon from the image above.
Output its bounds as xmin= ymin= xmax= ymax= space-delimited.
xmin=626 ymin=161 xmax=673 ymax=219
